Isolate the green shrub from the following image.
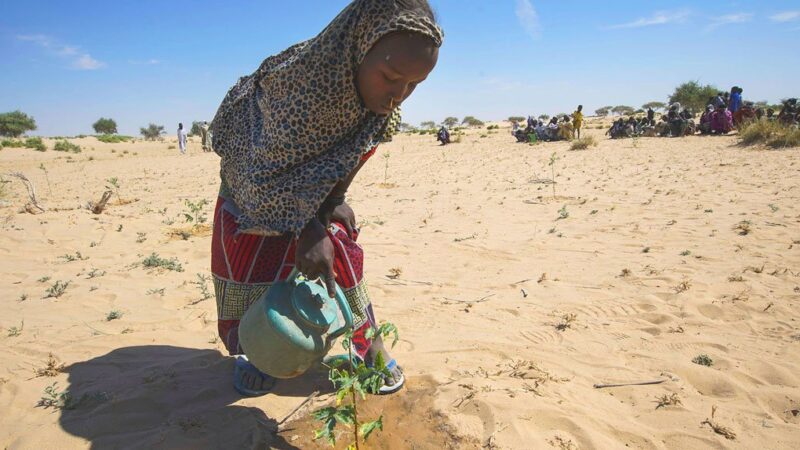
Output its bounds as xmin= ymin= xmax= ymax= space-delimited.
xmin=95 ymin=134 xmax=131 ymax=144
xmin=669 ymin=81 xmax=719 ymax=113
xmin=25 ymin=137 xmax=46 ymax=151
xmin=486 ymin=124 xmax=499 ymax=130
xmin=1 ymin=139 xmax=24 ymax=148
xmin=53 ymin=140 xmax=82 ymax=153
xmin=739 ymin=120 xmax=800 ymax=149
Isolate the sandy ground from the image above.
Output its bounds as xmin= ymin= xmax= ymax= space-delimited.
xmin=1 ymin=123 xmax=799 ymax=449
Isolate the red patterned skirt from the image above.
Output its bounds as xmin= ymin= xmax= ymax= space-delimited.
xmin=210 ymin=188 xmax=376 ymax=363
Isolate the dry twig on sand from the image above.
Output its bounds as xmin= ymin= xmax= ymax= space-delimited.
xmin=593 ymin=379 xmax=667 ymax=389
xmin=701 ymin=406 xmax=736 ymax=440
xmin=89 ymin=190 xmax=113 ymax=214
xmin=5 ymin=172 xmax=45 ymax=213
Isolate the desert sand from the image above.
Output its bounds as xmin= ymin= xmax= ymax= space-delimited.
xmin=1 ymin=123 xmax=799 ymax=449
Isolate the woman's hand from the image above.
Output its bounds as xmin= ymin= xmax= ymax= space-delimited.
xmin=295 ymin=218 xmax=337 ymax=297
xmin=329 ymin=202 xmax=357 ymax=237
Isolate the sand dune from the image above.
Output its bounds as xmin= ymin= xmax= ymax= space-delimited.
xmin=1 ymin=126 xmax=799 ymax=449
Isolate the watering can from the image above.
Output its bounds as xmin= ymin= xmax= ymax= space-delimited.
xmin=238 ymin=268 xmax=354 ymax=379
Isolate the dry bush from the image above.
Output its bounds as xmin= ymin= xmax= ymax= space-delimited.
xmin=570 ymin=136 xmax=597 ymax=150
xmin=739 ymin=120 xmax=800 ymax=149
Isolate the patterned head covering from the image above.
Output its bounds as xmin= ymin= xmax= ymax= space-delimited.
xmin=212 ymin=0 xmax=443 ymax=236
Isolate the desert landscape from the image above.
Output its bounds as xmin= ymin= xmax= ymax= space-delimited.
xmin=1 ymin=121 xmax=799 ymax=449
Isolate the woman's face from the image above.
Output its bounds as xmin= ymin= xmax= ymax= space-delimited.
xmin=356 ymin=32 xmax=439 ymax=115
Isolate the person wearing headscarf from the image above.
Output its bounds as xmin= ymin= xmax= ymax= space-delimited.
xmin=572 ymin=105 xmax=584 ymax=139
xmin=729 ymin=86 xmax=743 ymax=114
xmin=710 ymin=103 xmax=734 ymax=134
xmin=177 ymin=123 xmax=188 ymax=154
xmin=210 ymin=0 xmax=443 ymax=396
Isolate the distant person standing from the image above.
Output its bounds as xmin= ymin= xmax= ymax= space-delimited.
xmin=646 ymin=107 xmax=655 ymax=126
xmin=200 ymin=121 xmax=212 ymax=152
xmin=572 ymin=105 xmax=584 ymax=139
xmin=178 ymin=123 xmax=188 ymax=154
xmin=728 ymin=86 xmax=742 ymax=114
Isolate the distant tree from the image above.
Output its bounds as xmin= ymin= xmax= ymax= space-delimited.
xmin=398 ymin=122 xmax=416 ymax=132
xmin=420 ymin=121 xmax=436 ymax=130
xmin=538 ymin=114 xmax=550 ymax=121
xmin=668 ymin=81 xmax=719 ymax=113
xmin=594 ymin=107 xmax=610 ymax=117
xmin=507 ymin=116 xmax=526 ymax=123
xmin=611 ymin=105 xmax=635 ymax=116
xmin=189 ymin=121 xmax=203 ymax=136
xmin=92 ymin=117 xmax=118 ymax=135
xmin=442 ymin=117 xmax=459 ymax=128
xmin=634 ymin=109 xmax=645 ymax=114
xmin=461 ymin=116 xmax=484 ymax=127
xmin=642 ymin=102 xmax=666 ymax=111
xmin=0 ymin=110 xmax=37 ymax=138
xmin=139 ymin=123 xmax=165 ymax=141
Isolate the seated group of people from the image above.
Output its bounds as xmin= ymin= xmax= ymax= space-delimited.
xmin=513 ymin=115 xmax=576 ymax=143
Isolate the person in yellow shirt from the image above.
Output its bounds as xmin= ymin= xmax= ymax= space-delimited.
xmin=572 ymin=105 xmax=584 ymax=139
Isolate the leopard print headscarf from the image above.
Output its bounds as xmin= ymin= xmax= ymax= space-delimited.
xmin=212 ymin=0 xmax=443 ymax=236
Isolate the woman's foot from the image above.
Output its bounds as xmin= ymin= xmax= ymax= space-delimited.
xmin=364 ymin=335 xmax=404 ymax=394
xmin=233 ymin=356 xmax=276 ymax=397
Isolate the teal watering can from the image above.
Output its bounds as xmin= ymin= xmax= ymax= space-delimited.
xmin=238 ymin=269 xmax=354 ymax=379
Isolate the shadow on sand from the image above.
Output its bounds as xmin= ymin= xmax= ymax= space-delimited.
xmin=56 ymin=345 xmax=334 ymax=449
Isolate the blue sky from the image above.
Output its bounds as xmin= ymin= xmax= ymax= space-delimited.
xmin=1 ymin=0 xmax=799 ymax=136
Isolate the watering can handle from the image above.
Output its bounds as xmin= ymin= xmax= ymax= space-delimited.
xmin=287 ymin=268 xmax=353 ymax=340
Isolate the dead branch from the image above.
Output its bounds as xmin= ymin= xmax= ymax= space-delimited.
xmin=593 ymin=379 xmax=667 ymax=389
xmin=5 ymin=172 xmax=45 ymax=213
xmin=89 ymin=190 xmax=113 ymax=214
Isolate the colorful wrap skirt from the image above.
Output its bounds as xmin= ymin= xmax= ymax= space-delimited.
xmin=211 ymin=185 xmax=378 ymax=364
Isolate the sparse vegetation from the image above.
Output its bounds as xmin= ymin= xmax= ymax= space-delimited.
xmin=673 ymin=279 xmax=691 ymax=293
xmin=183 ymin=199 xmax=210 ymax=225
xmin=191 ymin=273 xmax=212 ymax=301
xmin=701 ymin=406 xmax=736 ymax=440
xmin=555 ymin=313 xmax=576 ymax=331
xmin=570 ymin=136 xmax=597 ymax=150
xmin=739 ymin=119 xmax=800 ymax=149
xmin=53 ymin=140 xmax=81 ymax=153
xmin=142 ymin=253 xmax=184 ymax=272
xmin=106 ymin=310 xmax=123 ymax=321
xmin=655 ymin=393 xmax=682 ymax=409
xmin=734 ymin=220 xmax=752 ymax=235
xmin=7 ymin=320 xmax=24 ymax=337
xmin=692 ymin=354 xmax=713 ymax=366
xmin=96 ymin=134 xmax=131 ymax=144
xmin=556 ymin=205 xmax=569 ymax=220
xmin=35 ymin=354 xmax=65 ymax=377
xmin=669 ymin=81 xmax=719 ymax=113
xmin=44 ymin=280 xmax=70 ymax=299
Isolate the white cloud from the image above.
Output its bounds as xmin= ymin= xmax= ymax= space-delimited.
xmin=129 ymin=59 xmax=160 ymax=65
xmin=607 ymin=10 xmax=690 ymax=29
xmin=705 ymin=13 xmax=752 ymax=31
xmin=16 ymin=34 xmax=105 ymax=70
xmin=515 ymin=0 xmax=541 ymax=40
xmin=770 ymin=11 xmax=800 ymax=22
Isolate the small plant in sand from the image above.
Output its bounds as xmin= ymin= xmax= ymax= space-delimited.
xmin=146 ymin=287 xmax=166 ymax=296
xmin=106 ymin=310 xmax=123 ymax=321
xmin=680 ymin=250 xmax=691 ymax=256
xmin=105 ymin=177 xmax=121 ymax=202
xmin=19 ymin=293 xmax=28 ymax=301
xmin=386 ymin=267 xmax=402 ymax=279
xmin=655 ymin=393 xmax=682 ymax=409
xmin=7 ymin=320 xmax=24 ymax=337
xmin=548 ymin=152 xmax=559 ymax=199
xmin=727 ymin=274 xmax=744 ymax=282
xmin=768 ymin=203 xmax=779 ymax=213
xmin=312 ymin=323 xmax=398 ymax=448
xmin=701 ymin=406 xmax=736 ymax=440
xmin=37 ymin=383 xmax=76 ymax=410
xmin=569 ymin=136 xmax=597 ymax=151
xmin=59 ymin=251 xmax=87 ymax=262
xmin=183 ymin=199 xmax=210 ymax=226
xmin=191 ymin=273 xmax=212 ymax=301
xmin=556 ymin=205 xmax=569 ymax=220
xmin=86 ymin=268 xmax=105 ymax=279
xmin=382 ymin=151 xmax=391 ymax=184
xmin=673 ymin=279 xmax=691 ymax=294
xmin=35 ymin=354 xmax=65 ymax=377
xmin=642 ymin=246 xmax=651 ymax=253
xmin=692 ymin=354 xmax=713 ymax=367
xmin=555 ymin=313 xmax=576 ymax=331
xmin=734 ymin=220 xmax=752 ymax=236
xmin=142 ymin=253 xmax=184 ymax=272
xmin=37 ymin=276 xmax=51 ymax=283
xmin=136 ymin=232 xmax=147 ymax=243
xmin=44 ymin=280 xmax=70 ymax=299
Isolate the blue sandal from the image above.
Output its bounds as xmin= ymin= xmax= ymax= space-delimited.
xmin=233 ymin=355 xmax=276 ymax=397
